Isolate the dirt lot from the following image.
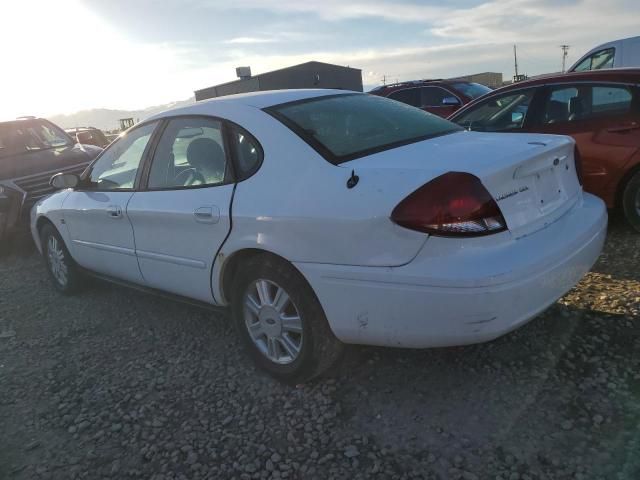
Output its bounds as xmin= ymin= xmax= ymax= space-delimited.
xmin=1 ymin=216 xmax=639 ymax=480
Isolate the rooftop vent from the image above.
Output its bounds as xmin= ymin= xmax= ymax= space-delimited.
xmin=236 ymin=66 xmax=252 ymax=80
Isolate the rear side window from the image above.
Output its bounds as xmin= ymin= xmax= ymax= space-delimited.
xmin=230 ymin=126 xmax=262 ymax=179
xmin=592 ymin=85 xmax=632 ymax=115
xmin=540 ymin=84 xmax=632 ymax=124
xmin=267 ymin=93 xmax=460 ymax=163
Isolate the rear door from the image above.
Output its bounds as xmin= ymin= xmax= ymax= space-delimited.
xmin=126 ymin=116 xmax=237 ymax=303
xmin=63 ymin=121 xmax=158 ymax=283
xmin=532 ymin=82 xmax=640 ymax=203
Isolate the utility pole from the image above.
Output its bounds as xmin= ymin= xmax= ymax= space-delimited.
xmin=560 ymin=45 xmax=570 ymax=72
xmin=381 ymin=75 xmax=387 ymax=85
xmin=513 ymin=44 xmax=519 ymax=78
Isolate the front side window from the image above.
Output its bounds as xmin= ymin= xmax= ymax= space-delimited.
xmin=268 ymin=93 xmax=461 ymax=163
xmin=387 ymin=88 xmax=421 ymax=108
xmin=542 ymin=86 xmax=579 ymax=123
xmin=0 ymin=120 xmax=70 ymax=157
xmin=87 ymin=122 xmax=156 ymax=190
xmin=452 ymin=89 xmax=535 ymax=132
xmin=573 ymin=48 xmax=615 ymax=72
xmin=148 ymin=117 xmax=228 ymax=189
xmin=420 ymin=87 xmax=452 ymax=107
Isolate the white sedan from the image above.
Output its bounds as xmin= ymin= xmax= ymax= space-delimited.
xmin=31 ymin=90 xmax=607 ymax=382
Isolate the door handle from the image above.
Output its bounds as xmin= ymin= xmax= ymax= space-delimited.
xmin=607 ymin=123 xmax=640 ymax=133
xmin=107 ymin=205 xmax=122 ymax=218
xmin=194 ymin=206 xmax=219 ymax=224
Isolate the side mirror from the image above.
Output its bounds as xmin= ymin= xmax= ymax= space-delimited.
xmin=50 ymin=173 xmax=80 ymax=189
xmin=511 ymin=111 xmax=524 ymax=123
xmin=442 ymin=96 xmax=461 ymax=106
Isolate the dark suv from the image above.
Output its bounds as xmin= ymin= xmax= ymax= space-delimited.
xmin=369 ymin=80 xmax=492 ymax=117
xmin=0 ymin=117 xmax=102 ymax=244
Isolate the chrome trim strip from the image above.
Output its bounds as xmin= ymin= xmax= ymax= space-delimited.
xmin=136 ymin=249 xmax=207 ymax=269
xmin=72 ymin=239 xmax=136 ymax=256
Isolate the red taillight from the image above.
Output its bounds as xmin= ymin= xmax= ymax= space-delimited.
xmin=391 ymin=172 xmax=507 ymax=237
xmin=574 ymin=146 xmax=584 ymax=186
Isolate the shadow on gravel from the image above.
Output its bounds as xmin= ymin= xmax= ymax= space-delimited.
xmin=590 ymin=212 xmax=640 ymax=282
xmin=332 ymin=297 xmax=640 ymax=477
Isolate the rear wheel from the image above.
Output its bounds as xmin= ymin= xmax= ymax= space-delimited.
xmin=622 ymin=170 xmax=640 ymax=232
xmin=40 ymin=224 xmax=82 ymax=294
xmin=231 ymin=254 xmax=344 ymax=383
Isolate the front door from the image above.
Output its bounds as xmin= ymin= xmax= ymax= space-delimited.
xmin=420 ymin=86 xmax=461 ymax=118
xmin=127 ymin=116 xmax=235 ymax=303
xmin=63 ymin=121 xmax=158 ymax=283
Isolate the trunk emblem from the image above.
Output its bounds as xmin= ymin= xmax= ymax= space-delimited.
xmin=495 ymin=186 xmax=529 ymax=202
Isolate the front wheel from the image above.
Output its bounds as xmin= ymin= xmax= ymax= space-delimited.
xmin=622 ymin=170 xmax=640 ymax=233
xmin=231 ymin=254 xmax=344 ymax=383
xmin=40 ymin=224 xmax=82 ymax=294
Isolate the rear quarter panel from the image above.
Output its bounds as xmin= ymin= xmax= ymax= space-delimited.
xmin=219 ymin=110 xmax=428 ymax=266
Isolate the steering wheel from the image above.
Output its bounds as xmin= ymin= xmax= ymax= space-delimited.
xmin=174 ymin=168 xmax=206 ymax=186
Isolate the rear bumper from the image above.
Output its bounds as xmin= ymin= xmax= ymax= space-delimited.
xmin=295 ymin=193 xmax=607 ymax=348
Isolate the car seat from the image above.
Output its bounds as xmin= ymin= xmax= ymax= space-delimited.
xmin=186 ymin=138 xmax=225 ymax=185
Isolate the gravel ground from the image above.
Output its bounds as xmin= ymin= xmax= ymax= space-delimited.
xmin=1 ymin=215 xmax=639 ymax=480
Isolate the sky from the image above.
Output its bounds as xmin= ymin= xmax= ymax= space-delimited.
xmin=3 ymin=0 xmax=640 ymax=119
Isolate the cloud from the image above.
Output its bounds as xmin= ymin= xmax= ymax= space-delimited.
xmin=224 ymin=36 xmax=278 ymax=44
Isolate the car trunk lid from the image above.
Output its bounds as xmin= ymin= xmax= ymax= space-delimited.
xmin=344 ymin=131 xmax=581 ymax=238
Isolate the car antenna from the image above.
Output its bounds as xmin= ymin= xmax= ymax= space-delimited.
xmin=346 ymin=169 xmax=359 ymax=189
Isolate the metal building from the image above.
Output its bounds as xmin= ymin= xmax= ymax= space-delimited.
xmin=194 ymin=61 xmax=363 ymax=101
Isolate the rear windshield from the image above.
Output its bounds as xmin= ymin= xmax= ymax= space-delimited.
xmin=266 ymin=93 xmax=461 ymax=163
xmin=452 ymin=82 xmax=492 ymax=99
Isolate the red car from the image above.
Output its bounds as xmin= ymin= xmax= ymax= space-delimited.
xmin=449 ymin=69 xmax=640 ymax=231
xmin=369 ymin=79 xmax=492 ymax=118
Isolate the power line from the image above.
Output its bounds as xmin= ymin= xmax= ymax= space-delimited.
xmin=560 ymin=45 xmax=570 ymax=72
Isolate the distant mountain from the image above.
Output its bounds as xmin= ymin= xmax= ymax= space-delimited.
xmin=49 ymin=98 xmax=195 ymax=132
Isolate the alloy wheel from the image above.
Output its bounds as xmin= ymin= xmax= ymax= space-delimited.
xmin=47 ymin=236 xmax=68 ymax=287
xmin=243 ymin=279 xmax=303 ymax=365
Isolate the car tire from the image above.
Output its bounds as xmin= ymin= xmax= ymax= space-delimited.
xmin=231 ymin=254 xmax=344 ymax=383
xmin=40 ymin=223 xmax=82 ymax=294
xmin=622 ymin=170 xmax=640 ymax=233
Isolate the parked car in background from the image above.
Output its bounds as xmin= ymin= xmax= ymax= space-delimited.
xmin=570 ymin=36 xmax=640 ymax=72
xmin=0 ymin=117 xmax=101 ymax=245
xmin=66 ymin=127 xmax=111 ymax=148
xmin=449 ymin=69 xmax=640 ymax=231
xmin=369 ymin=79 xmax=492 ymax=117
xmin=32 ymin=90 xmax=606 ymax=382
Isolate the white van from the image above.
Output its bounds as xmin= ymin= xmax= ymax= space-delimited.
xmin=569 ymin=36 xmax=640 ymax=72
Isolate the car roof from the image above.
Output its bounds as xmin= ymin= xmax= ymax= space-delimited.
xmin=487 ymin=68 xmax=640 ymax=95
xmin=145 ymin=89 xmax=357 ymax=123
xmin=0 ymin=116 xmax=42 ymax=125
xmin=370 ymin=79 xmax=460 ymax=93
